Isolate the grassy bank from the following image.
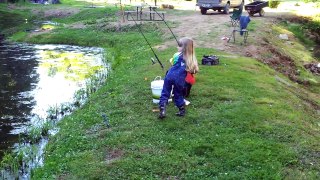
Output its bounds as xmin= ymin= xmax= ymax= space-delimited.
xmin=32 ymin=47 xmax=320 ymax=178
xmin=1 ymin=1 xmax=319 ymax=179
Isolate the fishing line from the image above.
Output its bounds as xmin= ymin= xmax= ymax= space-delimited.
xmin=124 ymin=5 xmax=164 ymax=70
xmin=145 ymin=3 xmax=179 ymax=45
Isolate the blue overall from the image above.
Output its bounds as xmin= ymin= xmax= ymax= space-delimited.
xmin=159 ymin=53 xmax=186 ymax=108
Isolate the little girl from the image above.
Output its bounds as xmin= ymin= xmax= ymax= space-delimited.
xmin=159 ymin=37 xmax=199 ymax=119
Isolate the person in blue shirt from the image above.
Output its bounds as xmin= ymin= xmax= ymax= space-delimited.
xmin=159 ymin=37 xmax=199 ymax=119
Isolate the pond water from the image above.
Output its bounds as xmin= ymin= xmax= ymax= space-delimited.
xmin=0 ymin=42 xmax=109 ymax=177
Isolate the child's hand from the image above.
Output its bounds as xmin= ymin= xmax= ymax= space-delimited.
xmin=169 ymin=58 xmax=173 ymax=65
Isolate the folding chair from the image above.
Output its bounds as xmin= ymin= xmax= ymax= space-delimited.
xmin=230 ymin=8 xmax=242 ymax=27
xmin=228 ymin=16 xmax=250 ymax=44
xmin=229 ymin=29 xmax=249 ymax=44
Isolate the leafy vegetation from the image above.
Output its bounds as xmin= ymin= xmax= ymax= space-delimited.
xmin=286 ymin=23 xmax=315 ymax=46
xmin=303 ymin=0 xmax=320 ymax=3
xmin=305 ymin=14 xmax=320 ymax=36
xmin=269 ymin=0 xmax=281 ymax=8
xmin=0 ymin=6 xmax=34 ymax=36
xmin=52 ymin=7 xmax=118 ymax=24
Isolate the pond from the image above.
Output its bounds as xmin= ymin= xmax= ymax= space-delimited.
xmin=0 ymin=42 xmax=109 ymax=178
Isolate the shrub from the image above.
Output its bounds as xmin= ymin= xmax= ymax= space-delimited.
xmin=303 ymin=0 xmax=319 ymax=2
xmin=269 ymin=0 xmax=280 ymax=8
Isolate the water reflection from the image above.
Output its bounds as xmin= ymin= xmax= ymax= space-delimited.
xmin=0 ymin=43 xmax=38 ymax=159
xmin=0 ymin=43 xmax=108 ymax=159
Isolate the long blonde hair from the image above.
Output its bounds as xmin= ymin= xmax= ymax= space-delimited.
xmin=179 ymin=37 xmax=199 ymax=74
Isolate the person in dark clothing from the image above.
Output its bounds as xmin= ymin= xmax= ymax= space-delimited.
xmin=158 ymin=37 xmax=199 ymax=119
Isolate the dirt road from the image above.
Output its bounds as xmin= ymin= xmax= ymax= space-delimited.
xmin=157 ymin=8 xmax=273 ymax=59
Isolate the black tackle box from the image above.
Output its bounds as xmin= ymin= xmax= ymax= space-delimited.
xmin=202 ymin=55 xmax=219 ymax=65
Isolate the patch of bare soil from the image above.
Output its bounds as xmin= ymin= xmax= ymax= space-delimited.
xmin=262 ymin=44 xmax=308 ymax=84
xmin=105 ymin=148 xmax=124 ymax=164
xmin=143 ymin=9 xmax=279 ymax=59
xmin=156 ymin=11 xmax=239 ymax=52
xmin=33 ymin=8 xmax=81 ymax=18
xmin=304 ymin=63 xmax=320 ymax=75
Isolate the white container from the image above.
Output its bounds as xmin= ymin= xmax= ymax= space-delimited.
xmin=151 ymin=76 xmax=163 ymax=103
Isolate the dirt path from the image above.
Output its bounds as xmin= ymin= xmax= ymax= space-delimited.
xmin=159 ymin=11 xmax=233 ymax=50
xmin=155 ymin=9 xmax=273 ymax=59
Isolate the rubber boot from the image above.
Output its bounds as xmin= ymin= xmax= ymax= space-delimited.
xmin=158 ymin=105 xmax=166 ymax=119
xmin=176 ymin=106 xmax=185 ymax=117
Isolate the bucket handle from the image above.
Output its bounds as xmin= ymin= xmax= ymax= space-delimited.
xmin=154 ymin=76 xmax=162 ymax=81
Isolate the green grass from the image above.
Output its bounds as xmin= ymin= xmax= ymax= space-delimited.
xmin=289 ymin=23 xmax=315 ymax=45
xmin=32 ymin=45 xmax=320 ymax=179
xmin=281 ymin=21 xmax=315 ymax=47
xmin=1 ymin=2 xmax=319 ymax=179
xmin=0 ymin=5 xmax=35 ymax=36
xmin=52 ymin=7 xmax=118 ymax=24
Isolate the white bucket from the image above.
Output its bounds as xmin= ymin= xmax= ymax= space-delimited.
xmin=151 ymin=76 xmax=163 ymax=103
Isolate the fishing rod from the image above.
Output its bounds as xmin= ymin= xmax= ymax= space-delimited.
xmin=144 ymin=5 xmax=198 ymax=73
xmin=145 ymin=3 xmax=179 ymax=45
xmin=124 ymin=6 xmax=164 ymax=70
